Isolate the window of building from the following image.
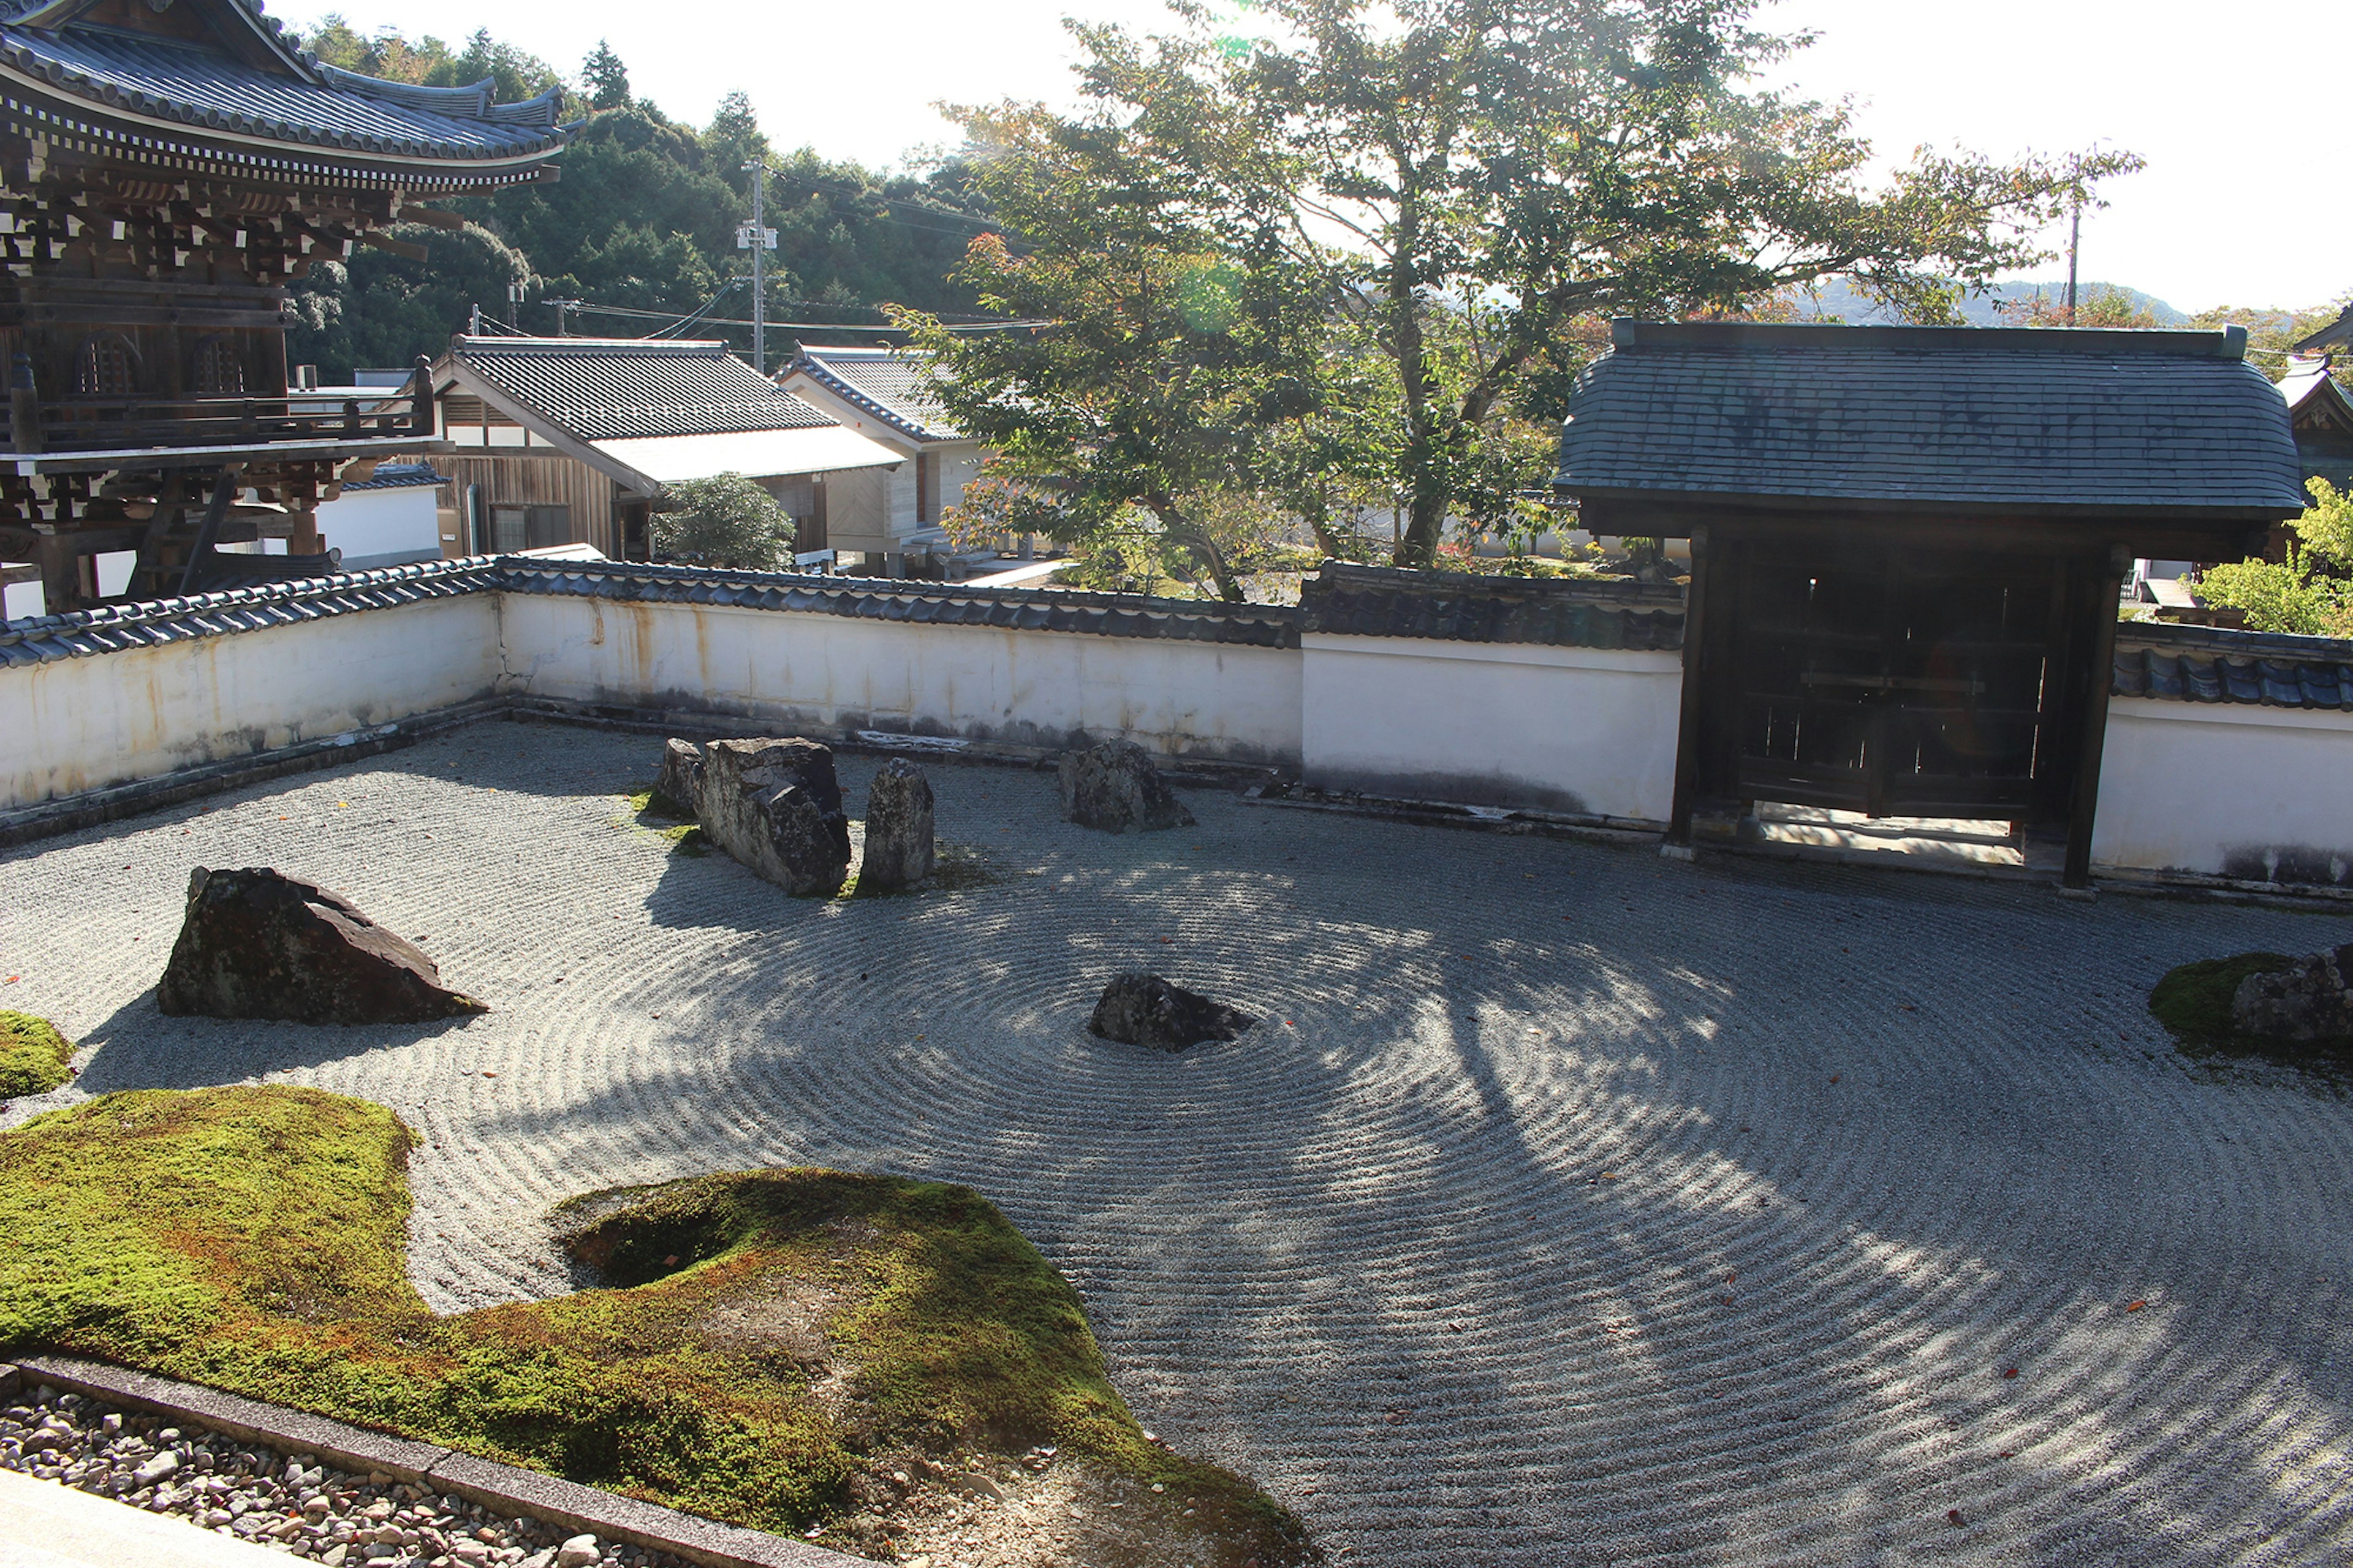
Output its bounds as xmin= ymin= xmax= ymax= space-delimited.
xmin=489 ymin=504 xmax=570 ymax=553
xmin=192 ymin=336 xmax=244 ymax=395
xmin=74 ymin=333 xmax=137 ymax=396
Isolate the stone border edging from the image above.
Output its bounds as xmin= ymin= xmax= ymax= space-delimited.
xmin=7 ymin=1355 xmax=862 ymax=1568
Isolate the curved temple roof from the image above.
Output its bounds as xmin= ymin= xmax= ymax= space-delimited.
xmin=0 ymin=0 xmax=564 ymax=165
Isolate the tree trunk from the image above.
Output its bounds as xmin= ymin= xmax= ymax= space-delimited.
xmin=1145 ymin=493 xmax=1246 ymax=602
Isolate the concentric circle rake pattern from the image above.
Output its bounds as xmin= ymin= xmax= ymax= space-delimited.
xmin=6 ymin=721 xmax=2352 ymax=1566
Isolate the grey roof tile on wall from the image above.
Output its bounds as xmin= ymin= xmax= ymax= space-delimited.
xmin=451 ymin=340 xmax=838 ymax=443
xmin=1555 ymin=321 xmax=2308 ymax=516
xmin=1299 ymin=562 xmax=1685 ymax=651
xmin=2113 ymin=621 xmax=2353 ymax=710
xmin=0 ymin=23 xmax=563 ymax=160
xmin=787 ymin=347 xmax=959 ymax=441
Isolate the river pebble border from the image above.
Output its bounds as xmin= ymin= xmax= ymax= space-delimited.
xmin=0 ymin=1381 xmax=667 ymax=1568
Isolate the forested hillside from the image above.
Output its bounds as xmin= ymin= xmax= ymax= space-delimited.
xmin=284 ymin=21 xmax=993 ymax=379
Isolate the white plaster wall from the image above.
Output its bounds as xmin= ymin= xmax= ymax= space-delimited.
xmin=885 ymin=462 xmax=920 ymax=544
xmin=315 ymin=487 xmax=442 ymax=569
xmin=2093 ymin=697 xmax=2353 ymax=886
xmin=1301 ymin=633 xmax=1684 ymax=821
xmin=498 ymin=594 xmax=1305 ymax=766
xmin=0 ymin=595 xmax=502 ymax=808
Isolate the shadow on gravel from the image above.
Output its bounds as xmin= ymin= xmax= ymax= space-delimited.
xmin=67 ymin=988 xmax=481 ymax=1094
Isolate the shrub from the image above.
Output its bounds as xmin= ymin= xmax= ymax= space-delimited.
xmin=651 ymin=474 xmax=795 ymax=572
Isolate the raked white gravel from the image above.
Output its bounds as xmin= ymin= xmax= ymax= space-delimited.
xmin=6 ymin=719 xmax=2353 ymax=1567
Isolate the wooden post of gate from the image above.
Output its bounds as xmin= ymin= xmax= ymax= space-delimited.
xmin=1665 ymin=521 xmax=1711 ymax=850
xmin=2061 ymin=542 xmax=2132 ymax=892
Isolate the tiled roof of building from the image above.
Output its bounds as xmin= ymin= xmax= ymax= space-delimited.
xmin=2282 ymin=357 xmax=2353 ymax=491
xmin=2113 ymin=621 xmax=2353 ymax=710
xmin=786 ymin=346 xmax=960 ymax=442
xmin=1299 ymin=562 xmax=1685 ymax=651
xmin=341 ymin=461 xmax=445 ymax=491
xmin=0 ymin=12 xmax=564 ymax=162
xmin=1555 ymin=320 xmax=2308 ymax=517
xmin=447 ymin=339 xmax=838 ymax=444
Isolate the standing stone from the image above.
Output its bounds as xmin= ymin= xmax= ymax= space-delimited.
xmin=157 ymin=868 xmax=487 ymax=1025
xmin=2232 ymin=943 xmax=2353 ymax=1044
xmin=654 ymin=738 xmax=705 ymax=817
xmin=695 ymin=738 xmax=852 ymax=896
xmin=1057 ymin=740 xmax=1196 ymax=833
xmin=1089 ymin=972 xmax=1255 ymax=1051
xmin=859 ymin=758 xmax=936 ymax=892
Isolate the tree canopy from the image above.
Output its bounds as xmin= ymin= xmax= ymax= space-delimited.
xmin=650 ymin=474 xmax=797 ymax=570
xmin=901 ymin=0 xmax=2143 ymax=580
xmin=285 ymin=26 xmax=995 ymax=379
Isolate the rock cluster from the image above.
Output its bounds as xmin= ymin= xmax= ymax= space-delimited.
xmin=859 ymin=759 xmax=936 ymax=892
xmin=1058 ymin=740 xmax=1195 ymax=833
xmin=1089 ymin=973 xmax=1256 ymax=1051
xmin=2232 ymin=942 xmax=2353 ymax=1045
xmin=0 ymin=1381 xmax=676 ymax=1568
xmin=656 ymin=738 xmax=851 ymax=896
xmin=157 ymin=868 xmax=486 ymax=1025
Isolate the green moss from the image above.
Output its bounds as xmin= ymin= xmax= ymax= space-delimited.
xmin=0 ymin=1087 xmax=1311 ymax=1562
xmin=2148 ymin=953 xmax=2297 ymax=1057
xmin=619 ymin=787 xmax=708 ymax=855
xmin=837 ymin=839 xmax=1002 ymax=900
xmin=0 ymin=1012 xmax=75 ymax=1100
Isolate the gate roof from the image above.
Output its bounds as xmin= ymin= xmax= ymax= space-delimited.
xmin=1553 ymin=321 xmax=2306 ymax=521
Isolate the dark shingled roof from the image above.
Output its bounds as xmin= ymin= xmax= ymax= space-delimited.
xmin=447 ymin=339 xmax=838 ymax=444
xmin=1299 ymin=562 xmax=1684 ymax=651
xmin=0 ymin=10 xmax=563 ymax=162
xmin=786 ymin=346 xmax=960 ymax=442
xmin=1555 ymin=320 xmax=2308 ymax=518
xmin=2113 ymin=621 xmax=2353 ymax=711
xmin=341 ymin=461 xmax=445 ymax=491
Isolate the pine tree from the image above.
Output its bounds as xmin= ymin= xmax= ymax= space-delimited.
xmin=582 ymin=40 xmax=630 ymax=112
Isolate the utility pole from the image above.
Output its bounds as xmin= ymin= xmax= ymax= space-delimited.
xmin=738 ymin=162 xmax=778 ymax=372
xmin=2063 ymin=196 xmax=2081 ymax=325
xmin=545 ymin=298 xmax=583 ymax=337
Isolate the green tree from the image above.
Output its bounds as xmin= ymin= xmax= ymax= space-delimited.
xmin=651 ymin=475 xmax=795 ymax=570
xmin=929 ymin=0 xmax=2139 ymax=569
xmin=583 ymin=40 xmax=631 ymax=112
xmin=2195 ymin=479 xmax=2353 ymax=637
xmin=285 ymin=223 xmax=529 ymax=380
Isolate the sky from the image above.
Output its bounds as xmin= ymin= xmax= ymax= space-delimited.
xmin=275 ymin=0 xmax=2353 ymax=316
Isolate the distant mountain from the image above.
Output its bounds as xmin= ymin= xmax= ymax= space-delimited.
xmin=1779 ymin=276 xmax=2188 ymax=327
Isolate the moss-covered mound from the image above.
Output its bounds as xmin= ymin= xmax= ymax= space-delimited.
xmin=0 ymin=1086 xmax=1312 ymax=1565
xmin=2148 ymin=953 xmax=2305 ymax=1059
xmin=0 ymin=1011 xmax=74 ymax=1099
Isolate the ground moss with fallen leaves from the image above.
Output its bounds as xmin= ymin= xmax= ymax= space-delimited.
xmin=0 ymin=1086 xmax=1312 ymax=1564
xmin=0 ymin=1011 xmax=73 ymax=1099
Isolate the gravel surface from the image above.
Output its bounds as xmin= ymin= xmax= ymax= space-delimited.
xmin=6 ymin=719 xmax=2353 ymax=1566
xmin=0 ymin=1380 xmax=669 ymax=1568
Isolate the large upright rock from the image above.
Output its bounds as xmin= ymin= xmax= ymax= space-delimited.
xmin=1089 ymin=973 xmax=1255 ymax=1051
xmin=696 ymin=738 xmax=852 ymax=896
xmin=859 ymin=758 xmax=936 ymax=892
xmin=157 ymin=868 xmax=487 ymax=1025
xmin=1058 ymin=740 xmax=1196 ymax=833
xmin=2233 ymin=943 xmax=2353 ymax=1045
xmin=654 ymin=738 xmax=705 ymax=817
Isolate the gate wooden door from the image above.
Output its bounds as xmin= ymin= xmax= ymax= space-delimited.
xmin=1724 ymin=545 xmax=2061 ymax=819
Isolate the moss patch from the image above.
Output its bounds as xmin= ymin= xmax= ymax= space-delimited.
xmin=620 ymin=787 xmax=707 ymax=855
xmin=0 ymin=1011 xmax=74 ymax=1099
xmin=2148 ymin=953 xmax=2300 ymax=1058
xmin=837 ymin=839 xmax=1004 ymax=901
xmin=0 ymin=1086 xmax=1311 ymax=1564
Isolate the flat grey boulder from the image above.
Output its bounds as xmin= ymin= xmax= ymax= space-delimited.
xmin=2233 ymin=943 xmax=2353 ymax=1045
xmin=695 ymin=738 xmax=852 ymax=896
xmin=654 ymin=737 xmax=704 ymax=817
xmin=1058 ymin=740 xmax=1195 ymax=833
xmin=1089 ymin=972 xmax=1255 ymax=1051
xmin=157 ymin=867 xmax=487 ymax=1025
xmin=859 ymin=757 xmax=936 ymax=892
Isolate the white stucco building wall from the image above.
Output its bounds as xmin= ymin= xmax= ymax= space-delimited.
xmin=1300 ymin=634 xmax=1684 ymax=822
xmin=313 ymin=484 xmax=443 ymax=570
xmin=2093 ymin=698 xmax=2353 ymax=886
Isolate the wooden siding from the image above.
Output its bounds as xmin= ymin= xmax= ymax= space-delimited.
xmin=434 ymin=452 xmax=621 ymax=558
